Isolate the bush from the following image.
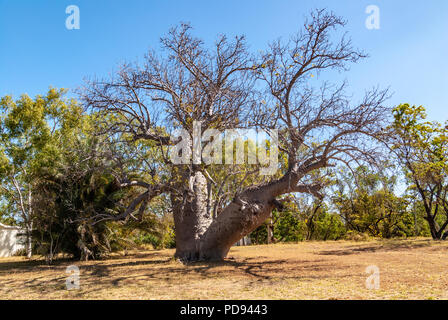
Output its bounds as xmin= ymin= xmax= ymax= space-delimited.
xmin=344 ymin=230 xmax=371 ymax=242
xmin=31 ymin=159 xmax=123 ymax=262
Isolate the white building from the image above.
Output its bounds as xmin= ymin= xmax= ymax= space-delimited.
xmin=0 ymin=223 xmax=25 ymax=257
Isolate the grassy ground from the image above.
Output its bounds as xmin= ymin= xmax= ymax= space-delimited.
xmin=1 ymin=238 xmax=447 ymax=300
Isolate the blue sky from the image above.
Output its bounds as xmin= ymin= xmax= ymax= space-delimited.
xmin=1 ymin=0 xmax=447 ymax=121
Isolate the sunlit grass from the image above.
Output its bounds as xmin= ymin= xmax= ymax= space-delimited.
xmin=0 ymin=238 xmax=447 ymax=300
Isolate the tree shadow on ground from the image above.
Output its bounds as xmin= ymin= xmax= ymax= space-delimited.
xmin=70 ymin=255 xmax=343 ymax=296
xmin=0 ymin=250 xmax=167 ymax=272
xmin=318 ymin=239 xmax=434 ymax=256
xmin=0 ymin=257 xmax=75 ymax=271
xmin=0 ymin=249 xmax=345 ymax=297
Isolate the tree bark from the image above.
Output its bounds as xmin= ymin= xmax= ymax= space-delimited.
xmin=173 ymin=170 xmax=213 ymax=261
xmin=26 ymin=189 xmax=33 ymax=258
xmin=197 ymin=183 xmax=280 ymax=261
xmin=267 ymin=213 xmax=274 ymax=244
xmin=173 ymin=168 xmax=318 ymax=261
xmin=25 ymin=222 xmax=32 ymax=259
xmin=173 ymin=185 xmax=275 ymax=261
xmin=424 ymin=214 xmax=448 ymax=240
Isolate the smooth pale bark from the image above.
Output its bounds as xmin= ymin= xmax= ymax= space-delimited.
xmin=197 ymin=178 xmax=289 ymax=261
xmin=26 ymin=189 xmax=32 ymax=258
xmin=25 ymin=222 xmax=32 ymax=259
xmin=173 ymin=170 xmax=213 ymax=261
xmin=173 ymin=179 xmax=277 ymax=261
xmin=173 ymin=166 xmax=322 ymax=262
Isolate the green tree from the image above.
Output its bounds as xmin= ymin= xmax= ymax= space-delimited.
xmin=0 ymin=88 xmax=83 ymax=257
xmin=388 ymin=104 xmax=448 ymax=239
xmin=332 ymin=165 xmax=414 ymax=238
xmin=251 ymin=195 xmax=345 ymax=243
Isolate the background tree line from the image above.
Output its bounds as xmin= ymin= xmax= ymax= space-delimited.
xmin=0 ymin=89 xmax=445 ymax=260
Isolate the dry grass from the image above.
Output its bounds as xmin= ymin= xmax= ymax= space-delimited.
xmin=1 ymin=238 xmax=448 ymax=300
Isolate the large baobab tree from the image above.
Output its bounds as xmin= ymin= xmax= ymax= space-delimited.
xmin=82 ymin=9 xmax=389 ymax=261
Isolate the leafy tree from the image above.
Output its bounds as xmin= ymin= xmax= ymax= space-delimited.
xmin=31 ymin=136 xmax=125 ymax=262
xmin=299 ymin=199 xmax=345 ymax=241
xmin=0 ymin=88 xmax=83 ymax=257
xmin=251 ymin=196 xmax=345 ymax=243
xmin=332 ymin=165 xmax=414 ymax=238
xmin=388 ymin=104 xmax=448 ymax=239
xmin=0 ymin=89 xmax=196 ymax=261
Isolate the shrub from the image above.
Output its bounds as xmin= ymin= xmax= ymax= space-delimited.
xmin=344 ymin=230 xmax=371 ymax=242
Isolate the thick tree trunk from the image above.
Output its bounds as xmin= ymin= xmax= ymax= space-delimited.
xmin=173 ymin=170 xmax=213 ymax=261
xmin=173 ymin=185 xmax=276 ymax=261
xmin=198 ymin=184 xmax=280 ymax=261
xmin=173 ymin=168 xmax=306 ymax=262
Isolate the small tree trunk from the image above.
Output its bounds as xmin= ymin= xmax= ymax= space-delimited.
xmin=26 ymin=223 xmax=32 ymax=259
xmin=413 ymin=201 xmax=418 ymax=236
xmin=26 ymin=189 xmax=33 ymax=258
xmin=267 ymin=214 xmax=274 ymax=244
xmin=426 ymin=215 xmax=441 ymax=240
xmin=442 ymin=231 xmax=448 ymax=240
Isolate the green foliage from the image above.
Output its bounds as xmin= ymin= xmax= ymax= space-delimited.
xmin=107 ymin=208 xmax=176 ymax=251
xmin=31 ymin=137 xmax=124 ymax=261
xmin=344 ymin=230 xmax=370 ymax=241
xmin=333 ymin=165 xmax=415 ymax=238
xmin=390 ymin=104 xmax=448 ymax=239
xmin=1 ymin=89 xmax=176 ymax=261
xmin=251 ymin=200 xmax=346 ymax=244
xmin=273 ymin=209 xmax=307 ymax=242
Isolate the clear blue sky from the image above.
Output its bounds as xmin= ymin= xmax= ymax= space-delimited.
xmin=1 ymin=0 xmax=447 ymax=121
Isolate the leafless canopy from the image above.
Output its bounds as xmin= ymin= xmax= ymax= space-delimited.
xmin=81 ymin=9 xmax=390 ymax=225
